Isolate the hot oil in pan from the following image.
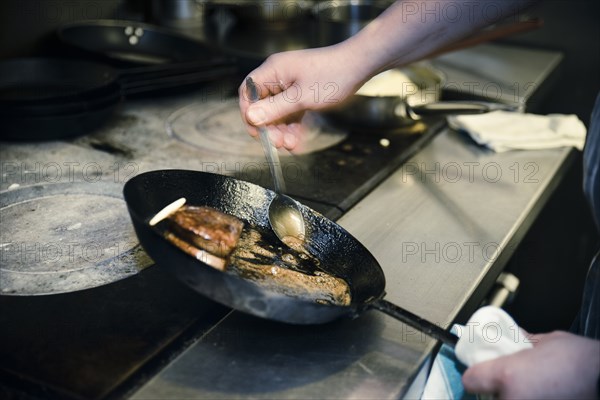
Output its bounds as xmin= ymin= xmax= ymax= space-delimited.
xmin=227 ymin=225 xmax=351 ymax=307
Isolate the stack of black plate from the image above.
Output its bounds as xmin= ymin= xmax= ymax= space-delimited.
xmin=0 ymin=58 xmax=124 ymax=140
xmin=0 ymin=20 xmax=237 ymax=141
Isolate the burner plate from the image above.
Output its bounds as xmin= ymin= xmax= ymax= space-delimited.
xmin=1 ymin=182 xmax=152 ymax=295
xmin=166 ymin=100 xmax=347 ymax=156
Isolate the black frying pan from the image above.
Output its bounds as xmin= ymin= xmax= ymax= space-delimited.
xmin=123 ymin=170 xmax=458 ymax=347
xmin=57 ymin=20 xmax=220 ymax=66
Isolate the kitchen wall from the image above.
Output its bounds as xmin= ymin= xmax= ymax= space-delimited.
xmin=0 ymin=0 xmax=138 ymax=58
xmin=496 ymin=0 xmax=599 ymax=332
xmin=504 ymin=151 xmax=598 ymax=332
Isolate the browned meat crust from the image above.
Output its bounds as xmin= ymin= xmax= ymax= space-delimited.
xmin=161 ymin=204 xmax=351 ymax=306
xmin=164 ymin=232 xmax=227 ymax=271
xmin=230 ymin=229 xmax=351 ymax=306
xmin=167 ymin=206 xmax=243 ymax=257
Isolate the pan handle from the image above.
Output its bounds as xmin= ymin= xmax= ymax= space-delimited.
xmin=370 ymin=299 xmax=458 ymax=348
xmin=405 ymin=101 xmax=519 ymax=119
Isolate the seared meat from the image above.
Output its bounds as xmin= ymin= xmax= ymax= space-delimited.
xmin=164 ymin=231 xmax=226 ymax=271
xmin=167 ymin=206 xmax=243 ymax=258
xmin=157 ymin=202 xmax=351 ymax=306
xmin=229 ymin=228 xmax=351 ymax=306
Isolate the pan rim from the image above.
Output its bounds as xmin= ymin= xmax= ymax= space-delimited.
xmin=57 ymin=19 xmax=225 ymax=66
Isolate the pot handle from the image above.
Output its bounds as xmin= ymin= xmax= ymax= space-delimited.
xmin=407 ymin=101 xmax=519 ymax=118
xmin=370 ymin=299 xmax=458 ymax=348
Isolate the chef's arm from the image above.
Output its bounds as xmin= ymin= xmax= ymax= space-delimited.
xmin=348 ymin=0 xmax=536 ymax=78
xmin=239 ymin=0 xmax=537 ymax=149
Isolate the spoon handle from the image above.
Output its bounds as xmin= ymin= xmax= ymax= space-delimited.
xmin=246 ymin=77 xmax=286 ymax=193
xmin=258 ymin=127 xmax=287 ymax=193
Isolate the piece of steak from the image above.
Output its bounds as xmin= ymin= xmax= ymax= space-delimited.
xmin=159 ymin=203 xmax=351 ymax=306
xmin=167 ymin=206 xmax=244 ymax=258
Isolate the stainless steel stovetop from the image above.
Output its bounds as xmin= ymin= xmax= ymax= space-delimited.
xmin=0 ymin=80 xmax=443 ymax=399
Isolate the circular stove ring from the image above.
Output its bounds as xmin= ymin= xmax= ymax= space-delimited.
xmin=0 ymin=181 xmax=152 ymax=295
xmin=166 ymin=100 xmax=347 ymax=157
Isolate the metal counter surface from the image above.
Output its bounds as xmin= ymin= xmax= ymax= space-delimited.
xmin=432 ymin=43 xmax=563 ymax=110
xmin=130 ymin=129 xmax=575 ymax=400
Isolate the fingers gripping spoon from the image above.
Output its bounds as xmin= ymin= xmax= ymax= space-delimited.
xmin=245 ymin=77 xmax=306 ymax=247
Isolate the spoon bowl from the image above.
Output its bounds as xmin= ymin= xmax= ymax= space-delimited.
xmin=268 ymin=193 xmax=306 ymax=248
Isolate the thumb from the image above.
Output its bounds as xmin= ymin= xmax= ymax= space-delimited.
xmin=462 ymin=358 xmax=504 ymax=395
xmin=246 ymin=89 xmax=306 ymax=126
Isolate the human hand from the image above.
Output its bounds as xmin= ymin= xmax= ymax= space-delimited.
xmin=462 ymin=331 xmax=600 ymax=399
xmin=238 ymin=44 xmax=368 ymax=150
xmin=237 ymin=0 xmax=538 ymax=151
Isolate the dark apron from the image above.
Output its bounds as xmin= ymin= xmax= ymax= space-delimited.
xmin=575 ymin=92 xmax=600 ymax=339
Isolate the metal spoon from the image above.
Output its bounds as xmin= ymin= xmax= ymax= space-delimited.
xmin=245 ymin=77 xmax=306 ymax=245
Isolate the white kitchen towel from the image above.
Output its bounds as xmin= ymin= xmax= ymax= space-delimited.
xmin=448 ymin=111 xmax=587 ymax=152
xmin=421 ymin=306 xmax=533 ymax=399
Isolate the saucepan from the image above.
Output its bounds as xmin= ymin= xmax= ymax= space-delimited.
xmin=124 ymin=170 xmax=458 ymax=347
xmin=321 ymin=63 xmax=518 ymax=132
xmin=313 ymin=0 xmax=392 ymax=46
xmin=204 ymin=0 xmax=314 ymax=29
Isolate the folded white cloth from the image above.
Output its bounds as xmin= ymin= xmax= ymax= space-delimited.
xmin=448 ymin=111 xmax=587 ymax=152
xmin=421 ymin=306 xmax=533 ymax=399
xmin=455 ymin=306 xmax=533 ymax=366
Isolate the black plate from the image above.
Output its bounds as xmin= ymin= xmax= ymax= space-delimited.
xmin=0 ymin=58 xmax=119 ymax=106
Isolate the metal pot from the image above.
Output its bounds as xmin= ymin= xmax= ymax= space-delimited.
xmin=313 ymin=0 xmax=393 ymax=45
xmin=150 ymin=0 xmax=206 ymax=30
xmin=206 ymin=0 xmax=313 ymax=28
